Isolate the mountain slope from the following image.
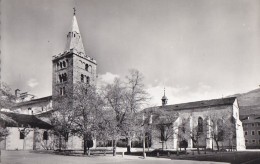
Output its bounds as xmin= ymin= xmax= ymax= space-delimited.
xmin=229 ymin=88 xmax=260 ymax=115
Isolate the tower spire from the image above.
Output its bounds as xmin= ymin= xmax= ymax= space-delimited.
xmin=161 ymin=87 xmax=168 ymax=106
xmin=65 ymin=8 xmax=85 ymax=54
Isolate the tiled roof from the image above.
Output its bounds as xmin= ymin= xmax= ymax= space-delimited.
xmin=0 ymin=112 xmax=52 ymax=129
xmin=15 ymin=96 xmax=52 ymax=108
xmin=145 ymin=97 xmax=237 ymax=112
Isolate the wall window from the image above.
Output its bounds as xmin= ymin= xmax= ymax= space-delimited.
xmin=86 ymin=76 xmax=90 ymax=84
xmin=252 ymin=123 xmax=255 ymax=127
xmin=160 ymin=126 xmax=165 ymax=141
xmin=245 ymin=140 xmax=248 ymax=143
xmin=252 ymin=130 xmax=255 ymax=135
xmin=258 ymin=131 xmax=260 ymax=135
xmin=20 ymin=131 xmax=25 ymax=139
xmin=43 ymin=131 xmax=48 ymax=140
xmin=217 ymin=119 xmax=224 ymax=141
xmin=258 ymin=123 xmax=260 ymax=126
xmin=198 ymin=117 xmax=203 ymax=132
xmin=244 ymin=123 xmax=247 ymax=127
xmin=245 ymin=131 xmax=248 ymax=135
xmin=252 ymin=140 xmax=256 ymax=143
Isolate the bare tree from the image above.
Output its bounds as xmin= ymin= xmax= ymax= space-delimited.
xmin=103 ymin=78 xmax=127 ymax=156
xmin=205 ymin=113 xmax=236 ymax=151
xmin=152 ymin=109 xmax=179 ymax=150
xmin=124 ymin=69 xmax=150 ymax=153
xmin=51 ymin=93 xmax=75 ymax=150
xmin=72 ymin=83 xmax=104 ymax=154
xmin=178 ymin=116 xmax=206 ymax=154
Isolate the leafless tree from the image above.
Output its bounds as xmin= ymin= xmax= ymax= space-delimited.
xmin=178 ymin=116 xmax=206 ymax=154
xmin=152 ymin=109 xmax=179 ymax=150
xmin=205 ymin=113 xmax=236 ymax=151
xmin=72 ymin=83 xmax=104 ymax=154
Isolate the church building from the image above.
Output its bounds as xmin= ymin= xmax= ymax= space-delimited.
xmin=144 ymin=91 xmax=246 ymax=151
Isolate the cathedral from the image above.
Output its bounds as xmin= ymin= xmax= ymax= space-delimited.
xmin=1 ymin=10 xmax=246 ymax=151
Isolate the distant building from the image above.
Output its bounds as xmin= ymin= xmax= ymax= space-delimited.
xmin=240 ymin=114 xmax=260 ymax=149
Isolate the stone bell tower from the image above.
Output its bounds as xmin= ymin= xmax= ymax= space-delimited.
xmin=52 ymin=9 xmax=97 ymax=109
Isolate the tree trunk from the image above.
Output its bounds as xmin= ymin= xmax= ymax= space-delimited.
xmin=127 ymin=138 xmax=131 ymax=153
xmin=83 ymin=136 xmax=87 ymax=154
xmin=113 ymin=140 xmax=117 ymax=156
xmin=215 ymin=139 xmax=220 ymax=151
xmin=59 ymin=134 xmax=62 ymax=150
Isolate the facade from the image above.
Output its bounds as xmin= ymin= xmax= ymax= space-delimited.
xmin=145 ymin=96 xmax=246 ymax=151
xmin=240 ymin=114 xmax=260 ymax=149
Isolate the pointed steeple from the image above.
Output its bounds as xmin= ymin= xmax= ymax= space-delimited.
xmin=161 ymin=87 xmax=168 ymax=106
xmin=65 ymin=8 xmax=85 ymax=55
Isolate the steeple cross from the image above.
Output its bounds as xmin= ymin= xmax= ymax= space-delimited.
xmin=73 ymin=7 xmax=76 ymax=15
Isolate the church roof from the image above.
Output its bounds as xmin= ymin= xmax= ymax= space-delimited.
xmin=0 ymin=112 xmax=52 ymax=129
xmin=145 ymin=97 xmax=237 ymax=112
xmin=15 ymin=96 xmax=52 ymax=108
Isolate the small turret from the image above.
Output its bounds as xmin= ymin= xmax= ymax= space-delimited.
xmin=161 ymin=88 xmax=168 ymax=106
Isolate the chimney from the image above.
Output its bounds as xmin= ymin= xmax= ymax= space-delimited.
xmin=15 ymin=89 xmax=20 ymax=98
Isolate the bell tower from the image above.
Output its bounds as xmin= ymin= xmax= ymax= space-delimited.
xmin=161 ymin=88 xmax=168 ymax=106
xmin=52 ymin=9 xmax=97 ymax=108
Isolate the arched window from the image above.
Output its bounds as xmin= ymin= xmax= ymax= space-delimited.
xmin=63 ymin=73 xmax=67 ymax=82
xmin=63 ymin=87 xmax=66 ymax=95
xmin=86 ymin=76 xmax=90 ymax=84
xmin=198 ymin=117 xmax=203 ymax=132
xmin=88 ymin=65 xmax=92 ymax=73
xmin=217 ymin=119 xmax=224 ymax=141
xmin=60 ymin=87 xmax=63 ymax=95
xmin=59 ymin=74 xmax=63 ymax=83
xmin=63 ymin=61 xmax=66 ymax=68
xmin=81 ymin=74 xmax=84 ymax=82
xmin=85 ymin=64 xmax=89 ymax=71
xmin=57 ymin=63 xmax=60 ymax=70
xmin=43 ymin=131 xmax=48 ymax=140
xmin=60 ymin=62 xmax=63 ymax=69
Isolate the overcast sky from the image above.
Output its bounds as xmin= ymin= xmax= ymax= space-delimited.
xmin=1 ymin=0 xmax=260 ymax=106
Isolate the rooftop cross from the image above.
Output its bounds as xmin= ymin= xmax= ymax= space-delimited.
xmin=73 ymin=7 xmax=76 ymax=15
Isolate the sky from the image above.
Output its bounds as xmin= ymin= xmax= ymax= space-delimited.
xmin=1 ymin=0 xmax=260 ymax=106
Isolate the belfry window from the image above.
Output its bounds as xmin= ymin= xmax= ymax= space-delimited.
xmin=63 ymin=73 xmax=67 ymax=82
xmin=63 ymin=61 xmax=66 ymax=68
xmin=198 ymin=117 xmax=203 ymax=132
xmin=81 ymin=74 xmax=84 ymax=82
xmin=85 ymin=64 xmax=89 ymax=71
